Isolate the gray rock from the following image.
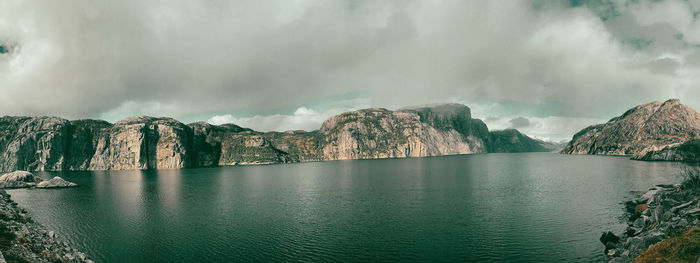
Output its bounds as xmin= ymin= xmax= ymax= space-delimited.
xmin=0 ymin=171 xmax=37 ymax=188
xmin=36 ymin=177 xmax=77 ymax=188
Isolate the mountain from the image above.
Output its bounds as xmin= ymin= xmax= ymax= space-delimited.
xmin=561 ymin=99 xmax=700 ymax=159
xmin=0 ymin=104 xmax=547 ymax=172
xmin=488 ymin=129 xmax=559 ymax=153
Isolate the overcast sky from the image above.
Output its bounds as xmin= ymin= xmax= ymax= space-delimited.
xmin=1 ymin=0 xmax=699 ymax=141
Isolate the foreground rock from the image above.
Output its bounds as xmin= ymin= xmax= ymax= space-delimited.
xmin=0 ymin=171 xmax=77 ymax=189
xmin=0 ymin=171 xmax=37 ymax=188
xmin=36 ymin=177 xmax=78 ymax=188
xmin=0 ymin=189 xmax=92 ymax=262
xmin=602 ymin=181 xmax=700 ymax=262
xmin=562 ymin=99 xmax=700 ymax=159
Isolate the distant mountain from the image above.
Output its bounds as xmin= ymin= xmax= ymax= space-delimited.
xmin=0 ymin=103 xmax=550 ymax=172
xmin=561 ymin=99 xmax=700 ymax=161
xmin=489 ymin=129 xmax=560 ymax=153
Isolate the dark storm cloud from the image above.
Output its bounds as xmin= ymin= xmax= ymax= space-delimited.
xmin=0 ymin=0 xmax=698 ymax=136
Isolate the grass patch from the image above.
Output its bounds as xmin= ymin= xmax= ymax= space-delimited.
xmin=679 ymin=166 xmax=700 ymax=190
xmin=634 ymin=228 xmax=700 ymax=263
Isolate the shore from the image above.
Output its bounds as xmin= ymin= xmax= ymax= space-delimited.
xmin=602 ymin=180 xmax=700 ymax=262
xmin=0 ymin=189 xmax=92 ymax=263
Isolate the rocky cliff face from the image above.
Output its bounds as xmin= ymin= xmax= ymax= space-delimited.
xmin=489 ymin=129 xmax=553 ymax=153
xmin=631 ymin=139 xmax=700 ymax=162
xmin=0 ymin=103 xmax=548 ymax=172
xmin=319 ymin=106 xmax=488 ymax=160
xmin=0 ymin=117 xmax=70 ymax=172
xmin=89 ymin=117 xmax=192 ymax=170
xmin=561 ymin=99 xmax=700 ymax=157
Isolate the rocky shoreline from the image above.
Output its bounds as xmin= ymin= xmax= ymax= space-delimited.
xmin=0 ymin=189 xmax=92 ymax=263
xmin=601 ymin=176 xmax=700 ymax=262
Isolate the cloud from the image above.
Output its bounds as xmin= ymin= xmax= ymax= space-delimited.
xmin=207 ymin=106 xmax=361 ymax=132
xmin=484 ymin=115 xmax=607 ymax=142
xmin=0 ymin=0 xmax=698 ymax=140
xmin=509 ymin=117 xmax=531 ymax=128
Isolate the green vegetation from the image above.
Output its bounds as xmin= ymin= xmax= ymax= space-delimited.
xmin=0 ymin=223 xmax=16 ymax=250
xmin=680 ymin=165 xmax=700 ymax=190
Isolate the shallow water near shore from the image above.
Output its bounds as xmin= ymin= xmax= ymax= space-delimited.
xmin=7 ymin=153 xmax=687 ymax=262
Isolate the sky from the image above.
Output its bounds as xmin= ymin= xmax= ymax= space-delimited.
xmin=0 ymin=0 xmax=699 ymax=141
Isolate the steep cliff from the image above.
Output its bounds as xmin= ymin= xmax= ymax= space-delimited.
xmin=0 ymin=103 xmax=551 ymax=172
xmin=561 ymin=99 xmax=700 ymax=157
xmin=0 ymin=117 xmax=70 ymax=172
xmin=489 ymin=129 xmax=553 ymax=153
xmin=189 ymin=122 xmax=292 ymax=166
xmin=319 ymin=106 xmax=488 ymax=160
xmin=89 ymin=117 xmax=192 ymax=170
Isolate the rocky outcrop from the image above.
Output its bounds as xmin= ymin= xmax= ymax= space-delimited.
xmin=0 ymin=171 xmax=77 ymax=189
xmin=488 ymin=129 xmax=553 ymax=153
xmin=89 ymin=117 xmax=192 ymax=170
xmin=0 ymin=117 xmax=70 ymax=172
xmin=0 ymin=171 xmax=37 ymax=188
xmin=36 ymin=176 xmax=78 ymax=188
xmin=0 ymin=189 xmax=92 ymax=262
xmin=562 ymin=99 xmax=700 ymax=158
xmin=602 ymin=181 xmax=700 ymax=262
xmin=632 ymin=139 xmax=700 ymax=163
xmin=64 ymin=120 xmax=112 ymax=170
xmin=0 ymin=103 xmax=550 ymax=172
xmin=319 ymin=106 xmax=487 ymax=160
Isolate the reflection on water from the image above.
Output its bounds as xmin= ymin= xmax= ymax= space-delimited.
xmin=8 ymin=153 xmax=687 ymax=262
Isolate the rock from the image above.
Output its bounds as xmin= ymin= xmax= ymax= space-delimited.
xmin=671 ymin=199 xmax=696 ymax=213
xmin=633 ymin=139 xmax=700 ymax=162
xmin=656 ymin=184 xmax=676 ymax=189
xmin=0 ymin=171 xmax=38 ymax=188
xmin=633 ymin=217 xmax=645 ymax=228
xmin=685 ymin=208 xmax=700 ymax=215
xmin=600 ymin=231 xmax=620 ymax=245
xmin=36 ymin=177 xmax=77 ymax=188
xmin=48 ymin=231 xmax=55 ymax=239
xmin=643 ymin=232 xmax=666 ymax=248
xmin=561 ymin=99 xmax=700 ymax=159
xmin=639 ymin=189 xmax=659 ymax=204
xmin=635 ymin=204 xmax=649 ymax=213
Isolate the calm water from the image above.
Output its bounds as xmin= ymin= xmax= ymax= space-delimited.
xmin=7 ymin=153 xmax=686 ymax=262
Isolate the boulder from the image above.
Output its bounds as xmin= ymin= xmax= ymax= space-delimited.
xmin=635 ymin=204 xmax=649 ymax=213
xmin=0 ymin=171 xmax=38 ymax=188
xmin=36 ymin=177 xmax=77 ymax=188
xmin=600 ymin=231 xmax=620 ymax=246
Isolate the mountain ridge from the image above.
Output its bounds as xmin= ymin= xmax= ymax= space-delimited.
xmin=0 ymin=104 xmax=549 ymax=172
xmin=561 ymin=99 xmax=700 ymax=162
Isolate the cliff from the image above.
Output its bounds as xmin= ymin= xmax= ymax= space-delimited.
xmin=0 ymin=103 xmax=548 ymax=172
xmin=631 ymin=139 xmax=700 ymax=163
xmin=561 ymin=99 xmax=700 ymax=158
xmin=319 ymin=105 xmax=488 ymax=160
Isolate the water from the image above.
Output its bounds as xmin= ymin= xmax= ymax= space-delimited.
xmin=7 ymin=153 xmax=686 ymax=262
